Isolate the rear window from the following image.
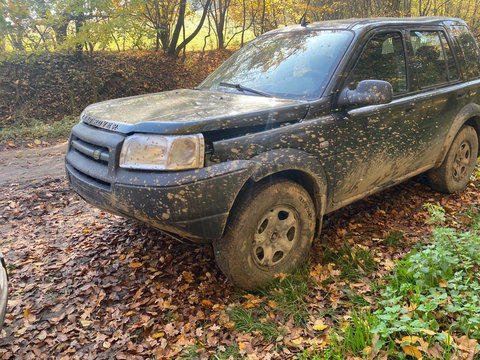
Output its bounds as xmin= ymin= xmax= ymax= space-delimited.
xmin=451 ymin=25 xmax=480 ymax=79
xmin=410 ymin=30 xmax=459 ymax=88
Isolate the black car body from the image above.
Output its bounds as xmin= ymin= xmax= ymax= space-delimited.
xmin=66 ymin=17 xmax=480 ymax=289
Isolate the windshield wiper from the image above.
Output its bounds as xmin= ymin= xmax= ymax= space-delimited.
xmin=218 ymin=82 xmax=273 ymax=98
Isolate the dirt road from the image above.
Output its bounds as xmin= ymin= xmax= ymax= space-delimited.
xmin=0 ymin=142 xmax=67 ymax=188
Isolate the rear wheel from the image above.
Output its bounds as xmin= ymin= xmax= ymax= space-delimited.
xmin=213 ymin=179 xmax=316 ymax=291
xmin=428 ymin=125 xmax=478 ymax=193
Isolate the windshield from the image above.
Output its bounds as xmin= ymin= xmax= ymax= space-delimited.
xmin=199 ymin=30 xmax=353 ymax=100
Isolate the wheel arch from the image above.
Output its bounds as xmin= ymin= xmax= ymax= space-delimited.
xmin=436 ymin=103 xmax=480 ymax=166
xmin=224 ymin=149 xmax=328 ymax=238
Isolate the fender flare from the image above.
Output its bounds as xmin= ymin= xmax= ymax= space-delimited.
xmin=246 ymin=148 xmax=329 ymax=223
xmin=435 ymin=103 xmax=480 ymax=166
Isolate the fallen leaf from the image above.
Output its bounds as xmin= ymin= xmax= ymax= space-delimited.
xmin=438 ymin=278 xmax=448 ymax=288
xmin=201 ymin=299 xmax=213 ymax=307
xmin=313 ymin=319 xmax=329 ymax=331
xmin=130 ymin=262 xmax=142 ymax=268
xmin=420 ymin=328 xmax=436 ymax=336
xmin=401 ymin=336 xmax=422 ymax=344
xmin=402 ymin=345 xmax=422 ymax=359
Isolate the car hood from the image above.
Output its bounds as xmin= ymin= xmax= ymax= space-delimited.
xmin=81 ymin=89 xmax=309 ymax=134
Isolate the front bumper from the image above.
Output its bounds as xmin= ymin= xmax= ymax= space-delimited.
xmin=65 ymin=122 xmax=258 ymax=241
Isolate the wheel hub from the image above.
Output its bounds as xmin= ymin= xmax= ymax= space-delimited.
xmin=252 ymin=206 xmax=299 ymax=267
xmin=452 ymin=141 xmax=471 ymax=181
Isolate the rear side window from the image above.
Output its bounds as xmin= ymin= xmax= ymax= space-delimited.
xmin=351 ymin=32 xmax=407 ymax=94
xmin=410 ymin=30 xmax=458 ymax=88
xmin=451 ymin=25 xmax=480 ymax=79
xmin=439 ymin=32 xmax=459 ymax=81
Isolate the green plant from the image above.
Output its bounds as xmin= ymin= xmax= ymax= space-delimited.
xmin=423 ymin=203 xmax=447 ymax=224
xmin=297 ymin=311 xmax=375 ymax=360
xmin=372 ymin=227 xmax=480 ymax=343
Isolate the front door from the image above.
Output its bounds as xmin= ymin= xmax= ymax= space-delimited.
xmin=332 ymin=30 xmax=420 ymax=205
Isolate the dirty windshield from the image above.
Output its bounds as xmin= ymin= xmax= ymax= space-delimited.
xmin=199 ymin=30 xmax=353 ymax=100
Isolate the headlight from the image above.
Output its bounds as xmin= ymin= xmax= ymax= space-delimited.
xmin=119 ymin=134 xmax=204 ymax=170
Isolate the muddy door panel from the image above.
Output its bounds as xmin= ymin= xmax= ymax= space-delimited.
xmin=331 ymin=99 xmax=418 ymax=205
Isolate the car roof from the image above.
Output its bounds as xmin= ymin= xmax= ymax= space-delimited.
xmin=266 ymin=17 xmax=467 ymax=35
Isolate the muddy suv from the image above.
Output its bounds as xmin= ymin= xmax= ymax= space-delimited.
xmin=66 ymin=17 xmax=480 ymax=290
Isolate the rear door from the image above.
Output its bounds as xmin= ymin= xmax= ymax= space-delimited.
xmin=405 ymin=28 xmax=464 ymax=168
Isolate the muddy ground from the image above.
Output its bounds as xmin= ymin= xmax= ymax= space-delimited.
xmin=0 ymin=144 xmax=479 ymax=359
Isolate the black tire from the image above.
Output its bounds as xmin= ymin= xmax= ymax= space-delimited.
xmin=428 ymin=125 xmax=478 ymax=193
xmin=213 ymin=179 xmax=316 ymax=291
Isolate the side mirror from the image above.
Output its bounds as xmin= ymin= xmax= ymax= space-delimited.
xmin=338 ymin=80 xmax=393 ymax=108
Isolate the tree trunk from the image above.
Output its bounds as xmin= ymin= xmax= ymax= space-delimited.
xmin=241 ymin=0 xmax=246 ymax=47
xmin=173 ymin=0 xmax=213 ymax=56
xmin=168 ymin=0 xmax=187 ymax=55
xmin=155 ymin=30 xmax=160 ymax=51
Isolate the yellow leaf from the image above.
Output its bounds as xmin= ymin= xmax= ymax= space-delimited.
xmin=201 ymin=299 xmax=213 ymax=307
xmin=130 ymin=262 xmax=142 ymax=268
xmin=402 ymin=336 xmax=422 ymax=344
xmin=80 ymin=320 xmax=92 ymax=327
xmin=402 ymin=345 xmax=422 ymax=359
xmin=291 ymin=337 xmax=303 ymax=345
xmin=438 ymin=279 xmax=448 ymax=288
xmin=268 ymin=300 xmax=277 ymax=309
xmin=83 ymin=228 xmax=91 ymax=233
xmin=152 ymin=332 xmax=165 ymax=339
xmin=125 ymin=311 xmax=136 ymax=316
xmin=362 ymin=346 xmax=372 ymax=355
xmin=118 ymin=254 xmax=126 ymax=261
xmin=420 ymin=328 xmax=436 ymax=336
xmin=34 ymin=139 xmax=41 ymax=145
xmin=313 ymin=319 xmax=329 ymax=331
xmin=244 ymin=302 xmax=255 ymax=309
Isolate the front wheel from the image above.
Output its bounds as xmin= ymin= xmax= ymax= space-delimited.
xmin=213 ymin=179 xmax=316 ymax=291
xmin=428 ymin=125 xmax=478 ymax=194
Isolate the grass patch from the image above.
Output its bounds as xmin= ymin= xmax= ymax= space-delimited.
xmin=259 ymin=265 xmax=311 ymax=326
xmin=383 ymin=230 xmax=404 ymax=246
xmin=226 ymin=267 xmax=311 ymax=342
xmin=322 ymin=243 xmax=377 ymax=281
xmin=0 ymin=116 xmax=78 ymax=141
xmin=298 ymin=311 xmax=375 ymax=360
xmin=226 ymin=307 xmax=282 ymax=341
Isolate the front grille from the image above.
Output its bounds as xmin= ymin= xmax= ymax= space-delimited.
xmin=71 ymin=136 xmax=109 ymax=164
xmin=66 ymin=121 xmax=125 ymax=191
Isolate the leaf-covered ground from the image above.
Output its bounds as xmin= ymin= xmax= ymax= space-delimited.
xmin=0 ymin=154 xmax=479 ymax=358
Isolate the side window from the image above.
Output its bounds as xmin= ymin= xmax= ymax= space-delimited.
xmin=351 ymin=32 xmax=407 ymax=94
xmin=451 ymin=25 xmax=480 ymax=79
xmin=439 ymin=32 xmax=459 ymax=81
xmin=410 ymin=30 xmax=456 ymax=87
